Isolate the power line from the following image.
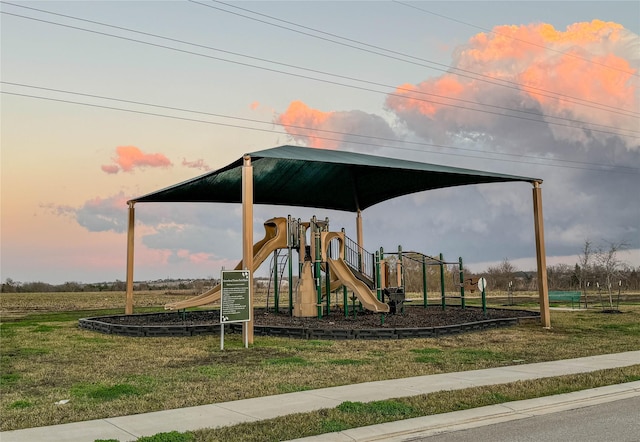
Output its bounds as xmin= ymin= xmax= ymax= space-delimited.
xmin=2 ymin=8 xmax=638 ymax=139
xmin=6 ymin=80 xmax=637 ymax=172
xmin=4 ymin=1 xmax=637 ymax=127
xmin=193 ymin=0 xmax=640 ymax=116
xmin=3 ymin=88 xmax=637 ymax=175
xmin=7 ymin=81 xmax=635 ymax=170
xmin=393 ymin=0 xmax=639 ymax=78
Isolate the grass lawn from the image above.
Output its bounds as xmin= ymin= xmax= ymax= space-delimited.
xmin=1 ymin=291 xmax=639 ymax=438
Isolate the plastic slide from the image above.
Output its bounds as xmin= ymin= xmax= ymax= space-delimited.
xmin=326 ymin=257 xmax=390 ymax=313
xmin=164 ymin=217 xmax=288 ymax=310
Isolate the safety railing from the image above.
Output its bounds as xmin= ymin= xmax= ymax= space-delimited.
xmin=341 ymin=234 xmax=375 ymax=283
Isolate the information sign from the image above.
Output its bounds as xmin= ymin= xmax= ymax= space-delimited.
xmin=221 ymin=270 xmax=251 ymax=323
xmin=220 ymin=270 xmax=251 ymax=350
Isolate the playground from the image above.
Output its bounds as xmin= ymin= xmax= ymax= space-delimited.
xmin=82 ymin=214 xmax=539 ymax=338
xmin=114 ymin=145 xmax=552 ymax=337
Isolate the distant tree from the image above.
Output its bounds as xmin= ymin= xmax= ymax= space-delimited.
xmin=486 ymin=258 xmax=517 ymax=291
xmin=20 ymin=281 xmax=54 ymax=292
xmin=60 ymin=281 xmax=83 ymax=292
xmin=547 ymin=263 xmax=573 ymax=290
xmin=111 ymin=280 xmax=126 ymax=291
xmin=1 ymin=278 xmax=18 ymax=293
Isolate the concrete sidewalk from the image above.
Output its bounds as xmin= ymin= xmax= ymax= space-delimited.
xmin=2 ymin=351 xmax=639 ymax=442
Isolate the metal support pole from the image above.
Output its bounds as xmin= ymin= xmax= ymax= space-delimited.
xmin=459 ymin=257 xmax=465 ymax=309
xmin=397 ymin=245 xmax=403 ymax=289
xmin=375 ymin=250 xmax=382 ymax=301
xmin=273 ymin=250 xmax=279 ymax=313
xmin=343 ymin=286 xmax=348 ymax=317
xmin=440 ymin=253 xmax=446 ymax=310
xmin=422 ymin=255 xmax=428 ymax=308
xmin=482 ymin=284 xmax=487 ymax=316
xmin=356 ymin=210 xmax=363 ymax=273
xmin=125 ymin=202 xmax=135 ymax=315
xmin=533 ymin=181 xmax=551 ymax=328
xmin=288 ymin=246 xmax=293 ymax=316
xmin=325 ymin=247 xmax=331 ymax=316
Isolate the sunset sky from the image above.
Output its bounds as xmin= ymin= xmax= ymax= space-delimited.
xmin=1 ymin=1 xmax=639 ymax=284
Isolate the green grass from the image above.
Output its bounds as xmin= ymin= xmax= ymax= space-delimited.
xmin=136 ymin=432 xmax=194 ymax=442
xmin=8 ymin=400 xmax=32 ymax=409
xmin=196 ymin=365 xmax=230 ymax=379
xmin=1 ymin=373 xmax=20 ymax=385
xmin=263 ymin=356 xmax=309 ymax=366
xmin=337 ymin=399 xmax=416 ymax=416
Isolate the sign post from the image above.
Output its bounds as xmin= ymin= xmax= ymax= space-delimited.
xmin=478 ymin=277 xmax=488 ymax=316
xmin=220 ymin=270 xmax=251 ymax=349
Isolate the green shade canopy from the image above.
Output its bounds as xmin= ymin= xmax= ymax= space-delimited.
xmin=130 ymin=145 xmax=540 ymax=212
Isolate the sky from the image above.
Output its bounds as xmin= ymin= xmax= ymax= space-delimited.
xmin=1 ymin=0 xmax=639 ymax=285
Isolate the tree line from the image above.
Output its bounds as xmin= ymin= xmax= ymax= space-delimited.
xmin=2 ymin=241 xmax=637 ymax=294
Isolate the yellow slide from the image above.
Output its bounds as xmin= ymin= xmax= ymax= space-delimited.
xmin=164 ymin=217 xmax=288 ymax=310
xmin=327 ymin=257 xmax=390 ymax=313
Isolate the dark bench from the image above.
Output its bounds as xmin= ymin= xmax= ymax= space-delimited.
xmin=548 ymin=291 xmax=582 ymax=309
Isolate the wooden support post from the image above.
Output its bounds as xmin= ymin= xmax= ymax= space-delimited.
xmin=533 ymin=181 xmax=551 ymax=328
xmin=242 ymin=155 xmax=254 ymax=344
xmin=125 ymin=202 xmax=135 ymax=315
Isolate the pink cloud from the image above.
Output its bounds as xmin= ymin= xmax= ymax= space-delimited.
xmin=275 ymin=100 xmax=397 ymax=150
xmin=101 ymin=145 xmax=173 ymax=174
xmin=101 ymin=164 xmax=120 ymax=174
xmin=250 ymin=101 xmax=260 ymax=110
xmin=385 ymin=20 xmax=638 ymax=148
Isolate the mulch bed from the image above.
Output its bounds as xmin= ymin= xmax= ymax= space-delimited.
xmin=92 ymin=305 xmax=539 ymax=330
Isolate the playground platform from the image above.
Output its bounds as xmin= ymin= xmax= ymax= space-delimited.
xmin=1 ymin=351 xmax=639 ymax=442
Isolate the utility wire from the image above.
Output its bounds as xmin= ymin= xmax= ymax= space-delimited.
xmin=195 ymin=0 xmax=639 ymax=116
xmin=393 ymin=0 xmax=639 ymax=78
xmin=4 ymin=1 xmax=637 ymax=128
xmin=2 ymin=8 xmax=638 ymax=139
xmin=5 ymin=80 xmax=636 ymax=172
xmin=3 ymin=89 xmax=637 ymax=175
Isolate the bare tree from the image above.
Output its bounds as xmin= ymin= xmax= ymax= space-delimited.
xmin=577 ymin=239 xmax=593 ymax=291
xmin=595 ymin=241 xmax=628 ymax=309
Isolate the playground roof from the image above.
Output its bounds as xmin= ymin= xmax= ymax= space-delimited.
xmin=130 ymin=145 xmax=540 ymax=212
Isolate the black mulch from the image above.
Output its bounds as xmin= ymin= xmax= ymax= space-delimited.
xmin=94 ymin=305 xmax=539 ymax=330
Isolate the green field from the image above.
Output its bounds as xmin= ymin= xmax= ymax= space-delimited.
xmin=1 ymin=291 xmax=639 ymax=440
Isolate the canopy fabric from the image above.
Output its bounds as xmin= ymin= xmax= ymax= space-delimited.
xmin=130 ymin=145 xmax=540 ymax=212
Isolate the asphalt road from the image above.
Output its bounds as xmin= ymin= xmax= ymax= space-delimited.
xmin=405 ymin=396 xmax=640 ymax=442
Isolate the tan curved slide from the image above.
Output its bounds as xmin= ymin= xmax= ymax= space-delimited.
xmin=164 ymin=217 xmax=288 ymax=310
xmin=327 ymin=257 xmax=390 ymax=313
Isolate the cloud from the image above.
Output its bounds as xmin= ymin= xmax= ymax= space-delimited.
xmin=250 ymin=101 xmax=260 ymax=110
xmin=275 ymin=100 xmax=398 ymax=150
xmin=182 ymin=158 xmax=211 ymax=171
xmin=385 ymin=20 xmax=639 ymax=150
xmin=101 ymin=164 xmax=120 ymax=174
xmin=74 ymin=192 xmax=130 ymax=233
xmin=39 ymin=202 xmax=76 ymax=218
xmin=101 ymin=145 xmax=173 ymax=174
